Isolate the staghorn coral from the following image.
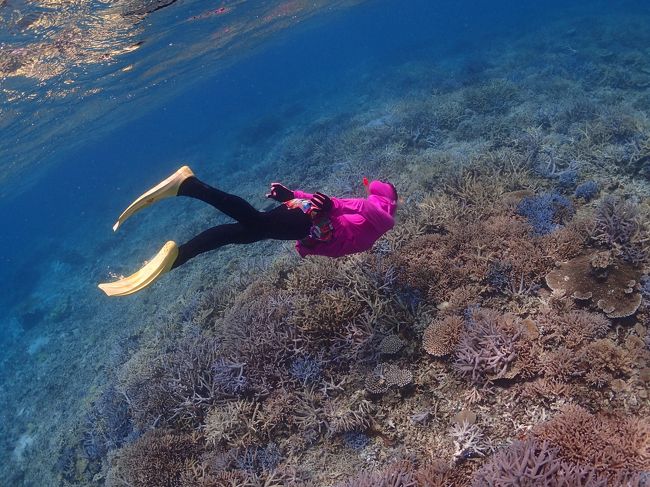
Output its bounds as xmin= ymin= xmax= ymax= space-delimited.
xmin=325 ymin=391 xmax=375 ymax=435
xmin=545 ymin=252 xmax=643 ymax=318
xmin=334 ymin=460 xmax=418 ymax=487
xmin=105 ymin=429 xmax=203 ymax=487
xmin=82 ymin=384 xmax=136 ymax=467
xmin=539 ymin=347 xmax=581 ymax=382
xmin=470 ymin=438 xmax=624 ymax=487
xmin=537 ymin=307 xmax=611 ymax=349
xmin=450 ymin=420 xmax=488 ymax=461
xmin=289 ymin=355 xmax=322 ymax=384
xmin=204 ymin=400 xmax=262 ymax=448
xmin=575 ymin=180 xmax=599 ymax=201
xmin=423 ymin=315 xmax=464 ymax=357
xmin=516 ymin=192 xmax=574 ymax=236
xmin=393 ymin=212 xmax=552 ymax=304
xmin=576 ymin=338 xmax=633 ymax=382
xmin=231 ymin=442 xmax=283 ymax=474
xmin=593 ymin=196 xmax=646 ymax=264
xmin=212 ymin=358 xmax=248 ymax=396
xmin=453 ymin=309 xmax=521 ymax=384
xmin=532 ymin=405 xmax=650 ymax=476
xmin=115 ymin=327 xmax=223 ymax=430
xmin=462 ymin=79 xmax=520 ymax=115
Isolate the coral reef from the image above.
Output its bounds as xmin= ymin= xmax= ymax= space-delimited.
xmin=29 ymin=11 xmax=650 ymax=487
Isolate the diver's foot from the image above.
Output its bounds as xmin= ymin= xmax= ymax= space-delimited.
xmin=113 ymin=165 xmax=194 ymax=231
xmin=98 ymin=241 xmax=178 ymax=296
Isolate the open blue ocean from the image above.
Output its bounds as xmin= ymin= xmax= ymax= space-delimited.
xmin=2 ymin=0 xmax=649 ymax=485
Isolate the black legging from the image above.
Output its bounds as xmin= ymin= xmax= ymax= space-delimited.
xmin=172 ymin=177 xmax=311 ymax=268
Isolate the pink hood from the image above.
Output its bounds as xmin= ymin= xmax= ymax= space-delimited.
xmin=292 ymin=180 xmax=396 ymax=258
xmin=367 ymin=180 xmax=398 ymax=217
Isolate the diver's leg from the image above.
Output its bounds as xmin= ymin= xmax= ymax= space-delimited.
xmin=178 ymin=176 xmax=264 ymax=225
xmin=172 ymin=223 xmax=263 ymax=268
xmin=173 ymin=207 xmax=311 ymax=268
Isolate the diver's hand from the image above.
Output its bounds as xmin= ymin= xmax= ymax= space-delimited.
xmin=311 ymin=192 xmax=333 ymax=213
xmin=266 ymin=183 xmax=294 ymax=202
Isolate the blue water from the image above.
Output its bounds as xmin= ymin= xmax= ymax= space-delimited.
xmin=1 ymin=0 xmax=649 ymax=484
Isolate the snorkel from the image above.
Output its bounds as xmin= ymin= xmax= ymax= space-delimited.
xmin=363 ymin=176 xmax=370 ymax=195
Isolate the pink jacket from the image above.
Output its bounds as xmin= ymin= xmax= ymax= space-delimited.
xmin=292 ymin=180 xmax=397 ymax=258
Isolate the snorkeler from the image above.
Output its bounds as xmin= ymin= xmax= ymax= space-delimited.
xmin=98 ymin=166 xmax=398 ymax=296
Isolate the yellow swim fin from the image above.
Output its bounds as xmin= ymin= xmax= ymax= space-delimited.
xmin=98 ymin=241 xmax=179 ymax=296
xmin=113 ymin=165 xmax=194 ymax=231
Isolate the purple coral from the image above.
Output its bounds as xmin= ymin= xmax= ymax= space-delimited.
xmin=641 ymin=275 xmax=650 ymax=300
xmin=233 ymin=442 xmax=282 ymax=474
xmin=557 ymin=167 xmax=579 ymax=190
xmin=594 ymin=196 xmax=639 ymax=246
xmin=472 ymin=438 xmax=611 ymax=487
xmin=290 ymin=355 xmax=322 ymax=384
xmin=594 ymin=196 xmax=646 ymax=264
xmin=212 ymin=358 xmax=248 ymax=395
xmin=82 ymin=385 xmax=135 ymax=461
xmin=454 ymin=310 xmax=519 ymax=384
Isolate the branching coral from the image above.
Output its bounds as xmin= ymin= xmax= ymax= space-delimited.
xmin=325 ymin=391 xmax=375 ymax=436
xmin=289 ymin=355 xmax=322 ymax=384
xmin=204 ymin=400 xmax=262 ymax=448
xmin=575 ymin=180 xmax=599 ymax=201
xmin=453 ymin=309 xmax=522 ymax=384
xmin=82 ymin=385 xmax=135 ymax=462
xmin=593 ymin=195 xmax=648 ymax=265
xmin=450 ymin=420 xmax=488 ymax=461
xmin=532 ymin=405 xmax=650 ymax=476
xmin=335 ymin=460 xmax=418 ymax=487
xmin=116 ymin=328 xmax=222 ymax=430
xmin=517 ymin=192 xmax=574 ymax=236
xmin=537 ymin=307 xmax=611 ymax=349
xmin=393 ymin=213 xmax=552 ymax=304
xmin=105 ymin=429 xmax=203 ymax=487
xmin=471 ymin=438 xmax=620 ymax=487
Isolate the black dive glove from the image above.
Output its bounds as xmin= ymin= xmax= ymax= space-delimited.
xmin=311 ymin=192 xmax=333 ymax=213
xmin=266 ymin=182 xmax=294 ymax=202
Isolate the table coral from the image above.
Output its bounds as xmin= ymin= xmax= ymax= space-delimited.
xmin=545 ymin=252 xmax=643 ymax=318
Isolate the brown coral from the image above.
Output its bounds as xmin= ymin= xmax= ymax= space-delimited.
xmin=204 ymin=400 xmax=261 ymax=448
xmin=106 ymin=429 xmax=203 ymax=487
xmin=545 ymin=253 xmax=643 ymax=318
xmin=532 ymin=405 xmax=650 ymax=475
xmin=325 ymin=392 xmax=375 ymax=435
xmin=423 ymin=315 xmax=464 ymax=356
